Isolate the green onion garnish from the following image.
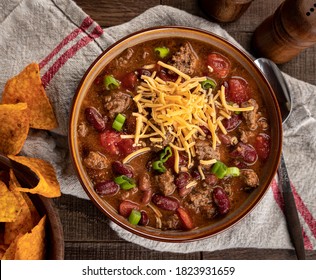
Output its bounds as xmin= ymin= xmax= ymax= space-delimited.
xmin=112 ymin=113 xmax=126 ymax=131
xmin=104 ymin=75 xmax=120 ymax=90
xmin=114 ymin=175 xmax=136 ymax=190
xmin=154 ymin=47 xmax=170 ymax=58
xmin=226 ymin=167 xmax=240 ymax=177
xmin=152 ymin=160 xmax=166 ymax=173
xmin=200 ymin=78 xmax=217 ymax=90
xmin=152 ymin=146 xmax=173 ymax=173
xmin=211 ymin=161 xmax=228 ymax=179
xmin=211 ymin=161 xmax=240 ymax=179
xmin=128 ymin=209 xmax=141 ymax=225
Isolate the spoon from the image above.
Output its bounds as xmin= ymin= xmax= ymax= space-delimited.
xmin=254 ymin=57 xmax=306 ymax=260
xmin=0 ymin=154 xmax=39 ymax=188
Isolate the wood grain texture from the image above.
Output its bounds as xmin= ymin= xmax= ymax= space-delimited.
xmin=62 ymin=0 xmax=316 ymax=259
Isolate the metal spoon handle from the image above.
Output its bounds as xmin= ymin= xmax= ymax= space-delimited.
xmin=278 ymin=153 xmax=306 ymax=260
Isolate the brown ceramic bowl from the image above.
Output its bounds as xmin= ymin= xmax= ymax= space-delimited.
xmin=69 ymin=26 xmax=282 ymax=242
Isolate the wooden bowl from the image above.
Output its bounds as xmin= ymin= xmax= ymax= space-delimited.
xmin=69 ymin=26 xmax=282 ymax=242
xmin=30 ymin=195 xmax=64 ymax=260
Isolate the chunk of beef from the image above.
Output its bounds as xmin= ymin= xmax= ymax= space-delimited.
xmin=184 ymin=187 xmax=216 ymax=219
xmin=104 ymin=91 xmax=132 ymax=118
xmin=139 ymin=172 xmax=152 ymax=191
xmin=162 ymin=214 xmax=180 ymax=230
xmin=155 ymin=170 xmax=176 ymax=196
xmin=195 ymin=139 xmax=220 ymax=161
xmin=239 ymin=129 xmax=255 ymax=143
xmin=241 ymin=169 xmax=259 ymax=188
xmin=116 ymin=48 xmax=134 ymax=67
xmin=83 ymin=151 xmax=109 ymax=170
xmin=149 ymin=131 xmax=173 ymax=152
xmin=242 ymin=98 xmax=259 ymax=130
xmin=169 ymin=42 xmax=198 ymax=76
xmin=77 ymin=122 xmax=88 ymax=137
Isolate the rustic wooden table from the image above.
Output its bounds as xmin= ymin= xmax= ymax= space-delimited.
xmin=54 ymin=0 xmax=316 ymax=259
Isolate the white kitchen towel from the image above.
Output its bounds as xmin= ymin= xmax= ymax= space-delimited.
xmin=0 ymin=0 xmax=315 ymax=253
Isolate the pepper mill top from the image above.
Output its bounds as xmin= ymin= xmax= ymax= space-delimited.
xmin=252 ymin=0 xmax=316 ymax=64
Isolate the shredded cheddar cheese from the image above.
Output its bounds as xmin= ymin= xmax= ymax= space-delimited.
xmin=123 ymin=62 xmax=255 ymax=173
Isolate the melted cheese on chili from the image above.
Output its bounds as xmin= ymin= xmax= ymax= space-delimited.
xmin=123 ymin=61 xmax=254 ymax=172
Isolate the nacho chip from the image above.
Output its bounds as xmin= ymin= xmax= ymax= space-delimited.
xmin=1 ymin=239 xmax=17 ymax=260
xmin=7 ymin=156 xmax=61 ymax=198
xmin=0 ymin=181 xmax=21 ymax=222
xmin=1 ymin=63 xmax=58 ymax=130
xmin=4 ymin=170 xmax=36 ymax=244
xmin=0 ymin=103 xmax=29 ymax=155
xmin=14 ymin=215 xmax=46 ymax=260
xmin=20 ymin=192 xmax=41 ymax=226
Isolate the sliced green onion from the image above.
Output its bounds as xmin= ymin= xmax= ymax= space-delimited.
xmin=159 ymin=146 xmax=172 ymax=162
xmin=211 ymin=161 xmax=228 ymax=179
xmin=226 ymin=167 xmax=240 ymax=177
xmin=200 ymin=78 xmax=216 ymax=90
xmin=114 ymin=175 xmax=136 ymax=190
xmin=104 ymin=75 xmax=120 ymax=90
xmin=128 ymin=209 xmax=141 ymax=225
xmin=154 ymin=47 xmax=170 ymax=58
xmin=152 ymin=160 xmax=166 ymax=173
xmin=112 ymin=113 xmax=126 ymax=131
xmin=152 ymin=146 xmax=173 ymax=173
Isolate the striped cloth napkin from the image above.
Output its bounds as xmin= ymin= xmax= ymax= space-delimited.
xmin=1 ymin=0 xmax=315 ymax=253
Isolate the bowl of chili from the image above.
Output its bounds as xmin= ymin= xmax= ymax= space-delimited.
xmin=69 ymin=26 xmax=282 ymax=242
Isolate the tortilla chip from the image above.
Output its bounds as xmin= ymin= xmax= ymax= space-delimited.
xmin=0 ymin=243 xmax=8 ymax=259
xmin=1 ymin=63 xmax=58 ymax=130
xmin=7 ymin=156 xmax=61 ymax=198
xmin=20 ymin=192 xmax=41 ymax=226
xmin=0 ymin=103 xmax=29 ymax=155
xmin=0 ymin=181 xmax=21 ymax=222
xmin=4 ymin=170 xmax=36 ymax=244
xmin=1 ymin=237 xmax=18 ymax=260
xmin=14 ymin=215 xmax=46 ymax=260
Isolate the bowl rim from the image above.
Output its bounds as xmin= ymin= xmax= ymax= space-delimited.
xmin=69 ymin=25 xmax=282 ymax=242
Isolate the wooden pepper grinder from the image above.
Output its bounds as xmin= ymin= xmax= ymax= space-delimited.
xmin=199 ymin=0 xmax=255 ymax=23
xmin=252 ymin=0 xmax=316 ymax=64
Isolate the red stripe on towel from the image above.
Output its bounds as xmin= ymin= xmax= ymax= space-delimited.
xmin=290 ymin=182 xmax=316 ymax=240
xmin=41 ymin=25 xmax=103 ymax=88
xmin=271 ymin=179 xmax=314 ymax=249
xmin=39 ymin=16 xmax=94 ymax=69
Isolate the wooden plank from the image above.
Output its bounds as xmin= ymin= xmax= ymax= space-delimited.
xmin=53 ymin=194 xmax=121 ymax=242
xmin=64 ymin=242 xmax=201 ymax=260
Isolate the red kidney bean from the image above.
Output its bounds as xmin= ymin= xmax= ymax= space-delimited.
xmin=226 ymin=77 xmax=250 ymax=105
xmin=218 ymin=132 xmax=231 ymax=145
xmin=112 ymin=161 xmax=133 ymax=178
xmin=204 ymin=174 xmax=218 ymax=186
xmin=176 ymin=207 xmax=194 ymax=230
xmin=207 ymin=53 xmax=231 ymax=78
xmin=222 ymin=114 xmax=241 ymax=132
xmin=85 ymin=107 xmax=106 ymax=132
xmin=138 ymin=173 xmax=151 ymax=191
xmin=139 ymin=210 xmax=149 ymax=226
xmin=212 ymin=187 xmax=230 ymax=215
xmin=152 ymin=194 xmax=179 ymax=211
xmin=230 ymin=142 xmax=258 ymax=164
xmin=141 ymin=189 xmax=153 ymax=205
xmin=254 ymin=133 xmax=270 ymax=160
xmin=136 ymin=68 xmax=152 ymax=78
xmin=178 ymin=186 xmax=193 ymax=198
xmin=191 ymin=169 xmax=201 ymax=180
xmin=94 ymin=180 xmax=119 ymax=196
xmin=119 ymin=200 xmax=140 ymax=217
xmin=174 ymin=172 xmax=191 ymax=189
